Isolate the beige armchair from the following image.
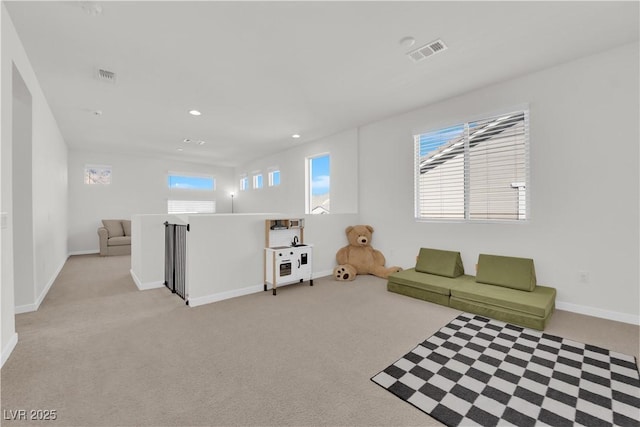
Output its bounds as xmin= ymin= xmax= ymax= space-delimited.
xmin=98 ymin=219 xmax=131 ymax=256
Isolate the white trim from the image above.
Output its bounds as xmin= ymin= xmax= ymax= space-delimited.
xmin=190 ymin=272 xmax=332 ymax=308
xmin=130 ymin=269 xmax=164 ymax=291
xmin=1 ymin=333 xmax=18 ymax=368
xmin=305 ymin=152 xmax=331 ymax=215
xmin=556 ymin=300 xmax=640 ymax=326
xmin=15 ymin=302 xmax=37 ymax=314
xmin=188 ymin=284 xmax=264 ymax=308
xmin=35 ymin=257 xmax=66 ymax=309
xmin=15 ymin=256 xmax=67 ymax=314
xmin=68 ymin=249 xmax=99 ymax=256
xmin=168 ymin=170 xmax=215 ymax=179
xmin=313 ymin=270 xmax=333 ymax=279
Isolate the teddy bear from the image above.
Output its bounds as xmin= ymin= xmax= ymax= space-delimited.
xmin=333 ymin=225 xmax=402 ymax=281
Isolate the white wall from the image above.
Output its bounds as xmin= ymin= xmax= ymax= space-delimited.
xmin=11 ymin=65 xmax=33 ymax=309
xmin=130 ymin=212 xmax=359 ymax=307
xmin=68 ymin=149 xmax=235 ymax=253
xmin=233 ymin=128 xmax=359 ymax=214
xmin=1 ymin=4 xmax=69 ymax=366
xmin=130 ymin=213 xmax=186 ymax=290
xmin=302 ymin=213 xmax=361 ymax=276
xmin=357 ymin=42 xmax=639 ymax=323
xmin=187 ymin=213 xmax=359 ymax=306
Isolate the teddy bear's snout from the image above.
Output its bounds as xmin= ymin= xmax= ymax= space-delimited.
xmin=358 ymin=236 xmax=368 ymax=245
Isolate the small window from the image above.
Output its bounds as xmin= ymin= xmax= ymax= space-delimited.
xmin=84 ymin=165 xmax=112 ymax=185
xmin=240 ymin=176 xmax=249 ymax=191
xmin=168 ymin=200 xmax=216 ymax=214
xmin=253 ymin=174 xmax=263 ymax=189
xmin=307 ymin=154 xmax=330 ymax=214
xmin=415 ymin=109 xmax=529 ymax=221
xmin=268 ymin=170 xmax=280 ymax=187
xmin=168 ymin=173 xmax=214 ymax=190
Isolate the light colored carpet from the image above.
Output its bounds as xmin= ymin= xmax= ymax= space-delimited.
xmin=1 ymin=254 xmax=638 ymax=426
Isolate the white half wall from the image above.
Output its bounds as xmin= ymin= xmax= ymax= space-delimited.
xmin=357 ymin=42 xmax=640 ymax=323
xmin=1 ymin=4 xmax=68 ymax=366
xmin=233 ymin=128 xmax=359 ymax=214
xmin=186 ymin=213 xmax=279 ymax=306
xmin=183 ymin=213 xmax=359 ymax=306
xmin=68 ymin=150 xmax=235 ymax=254
xmin=130 ymin=213 xmax=189 ymax=290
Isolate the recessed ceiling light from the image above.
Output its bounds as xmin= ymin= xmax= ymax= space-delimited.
xmin=189 ymin=110 xmax=201 ymax=116
xmin=196 ymin=140 xmax=206 ymax=146
xmin=292 ymin=134 xmax=301 ymax=139
xmin=183 ymin=138 xmax=191 ymax=143
xmin=176 ymin=148 xmax=184 ymax=152
xmin=93 ymin=110 xmax=102 ymax=116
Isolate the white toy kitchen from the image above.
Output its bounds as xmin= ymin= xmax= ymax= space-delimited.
xmin=264 ymin=218 xmax=313 ymax=295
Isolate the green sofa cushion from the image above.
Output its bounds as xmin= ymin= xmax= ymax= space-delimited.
xmin=449 ymin=297 xmax=554 ymax=331
xmin=451 ymin=281 xmax=555 ymax=318
xmin=415 ymin=248 xmax=464 ymax=278
xmin=387 ymin=282 xmax=450 ymax=307
xmin=388 ymin=268 xmax=474 ymax=295
xmin=476 ymin=254 xmax=536 ymax=291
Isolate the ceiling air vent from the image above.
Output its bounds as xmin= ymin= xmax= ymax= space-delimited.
xmin=407 ymin=39 xmax=448 ymax=63
xmin=96 ymin=68 xmax=117 ymax=84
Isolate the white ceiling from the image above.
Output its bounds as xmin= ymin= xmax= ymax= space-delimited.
xmin=5 ymin=1 xmax=639 ymax=167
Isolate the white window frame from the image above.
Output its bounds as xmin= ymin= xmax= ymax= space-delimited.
xmin=239 ymin=175 xmax=249 ymax=191
xmin=253 ymin=173 xmax=263 ymax=189
xmin=268 ymin=169 xmax=281 ymax=187
xmin=84 ymin=164 xmax=112 ymax=185
xmin=306 ymin=153 xmax=330 ymax=215
xmin=414 ymin=109 xmax=529 ymax=223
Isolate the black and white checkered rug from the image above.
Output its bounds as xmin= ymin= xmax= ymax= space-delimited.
xmin=371 ymin=314 xmax=640 ymax=427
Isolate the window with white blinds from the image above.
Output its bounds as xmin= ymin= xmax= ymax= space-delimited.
xmin=415 ymin=110 xmax=529 ymax=221
xmin=168 ymin=200 xmax=216 ymax=214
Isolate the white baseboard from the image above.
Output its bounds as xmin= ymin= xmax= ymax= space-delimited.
xmin=15 ymin=302 xmax=36 ymax=314
xmin=68 ymin=249 xmax=99 ymax=256
xmin=129 ymin=269 xmax=164 ymax=291
xmin=189 ymin=271 xmax=332 ymax=308
xmin=189 ymin=284 xmax=264 ymax=308
xmin=35 ymin=257 xmax=66 ymax=309
xmin=556 ymin=300 xmax=640 ymax=325
xmin=15 ymin=256 xmax=67 ymax=314
xmin=1 ymin=333 xmax=18 ymax=368
xmin=313 ymin=270 xmax=333 ymax=279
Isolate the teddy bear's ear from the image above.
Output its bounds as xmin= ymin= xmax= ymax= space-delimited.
xmin=345 ymin=226 xmax=354 ymax=234
xmin=365 ymin=225 xmax=374 ymax=233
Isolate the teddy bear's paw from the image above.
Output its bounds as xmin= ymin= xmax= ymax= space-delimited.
xmin=334 ymin=266 xmax=350 ymax=281
xmin=334 ymin=265 xmax=357 ymax=281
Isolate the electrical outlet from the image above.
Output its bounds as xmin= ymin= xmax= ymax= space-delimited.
xmin=579 ymin=271 xmax=589 ymax=283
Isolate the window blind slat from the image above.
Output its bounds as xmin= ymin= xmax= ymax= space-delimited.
xmin=168 ymin=200 xmax=216 ymax=214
